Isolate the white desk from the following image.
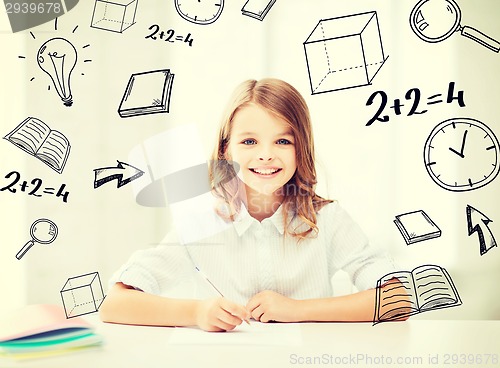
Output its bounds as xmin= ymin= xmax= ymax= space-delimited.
xmin=4 ymin=316 xmax=500 ymax=368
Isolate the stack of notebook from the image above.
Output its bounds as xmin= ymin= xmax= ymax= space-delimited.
xmin=0 ymin=304 xmax=103 ymax=361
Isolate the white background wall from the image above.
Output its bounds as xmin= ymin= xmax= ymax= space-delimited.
xmin=1 ymin=0 xmax=499 ymax=320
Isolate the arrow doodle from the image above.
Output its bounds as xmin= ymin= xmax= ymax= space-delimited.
xmin=93 ymin=161 xmax=144 ymax=189
xmin=466 ymin=205 xmax=497 ymax=256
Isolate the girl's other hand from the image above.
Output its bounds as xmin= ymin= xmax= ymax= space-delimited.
xmin=195 ymin=297 xmax=251 ymax=332
xmin=246 ymin=290 xmax=299 ymax=323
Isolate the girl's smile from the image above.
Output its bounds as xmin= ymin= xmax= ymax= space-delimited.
xmin=249 ymin=167 xmax=282 ymax=177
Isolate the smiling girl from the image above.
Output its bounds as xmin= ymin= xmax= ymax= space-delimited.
xmin=100 ymin=78 xmax=404 ymax=331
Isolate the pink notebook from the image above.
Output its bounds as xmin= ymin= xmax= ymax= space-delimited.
xmin=0 ymin=304 xmax=94 ymax=342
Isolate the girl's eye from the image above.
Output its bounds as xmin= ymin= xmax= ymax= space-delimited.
xmin=276 ymin=139 xmax=292 ymax=145
xmin=242 ymin=139 xmax=256 ymax=145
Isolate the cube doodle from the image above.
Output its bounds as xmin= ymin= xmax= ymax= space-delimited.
xmin=60 ymin=272 xmax=106 ymax=318
xmin=303 ymin=11 xmax=388 ymax=94
xmin=91 ymin=0 xmax=138 ymax=33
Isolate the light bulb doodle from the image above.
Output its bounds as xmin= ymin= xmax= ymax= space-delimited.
xmin=18 ymin=19 xmax=92 ymax=99
xmin=37 ymin=37 xmax=78 ymax=107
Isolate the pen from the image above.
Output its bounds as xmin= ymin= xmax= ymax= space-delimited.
xmin=185 ymin=246 xmax=250 ymax=325
xmin=193 ymin=266 xmax=250 ymax=325
xmin=194 ymin=266 xmax=225 ymax=297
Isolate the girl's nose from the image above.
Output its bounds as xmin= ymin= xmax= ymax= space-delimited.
xmin=258 ymin=146 xmax=274 ymax=161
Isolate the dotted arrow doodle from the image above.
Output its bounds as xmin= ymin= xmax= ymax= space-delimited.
xmin=4 ymin=0 xmax=79 ymax=33
xmin=93 ymin=161 xmax=144 ymax=189
xmin=466 ymin=204 xmax=497 ymax=256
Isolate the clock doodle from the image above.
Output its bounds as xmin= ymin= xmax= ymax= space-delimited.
xmin=174 ymin=0 xmax=224 ymax=25
xmin=423 ymin=117 xmax=500 ymax=192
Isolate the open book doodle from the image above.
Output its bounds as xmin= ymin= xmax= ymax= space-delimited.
xmin=373 ymin=264 xmax=462 ymax=324
xmin=4 ymin=117 xmax=70 ymax=174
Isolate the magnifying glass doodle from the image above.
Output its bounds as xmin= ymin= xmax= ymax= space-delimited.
xmin=15 ymin=219 xmax=58 ymax=260
xmin=410 ymin=0 xmax=500 ymax=53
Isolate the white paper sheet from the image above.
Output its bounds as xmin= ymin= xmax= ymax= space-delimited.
xmin=167 ymin=321 xmax=302 ymax=346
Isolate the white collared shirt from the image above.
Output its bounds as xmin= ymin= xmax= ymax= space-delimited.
xmin=109 ymin=201 xmax=396 ymax=305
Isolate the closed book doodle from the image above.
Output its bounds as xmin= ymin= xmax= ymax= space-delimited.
xmin=118 ymin=69 xmax=175 ymax=118
xmin=394 ymin=210 xmax=441 ymax=245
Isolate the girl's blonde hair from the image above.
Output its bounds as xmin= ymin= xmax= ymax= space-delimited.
xmin=209 ymin=78 xmax=332 ymax=239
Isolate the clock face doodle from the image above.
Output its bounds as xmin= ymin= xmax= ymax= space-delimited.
xmin=423 ymin=117 xmax=500 ymax=192
xmin=174 ymin=0 xmax=224 ymax=25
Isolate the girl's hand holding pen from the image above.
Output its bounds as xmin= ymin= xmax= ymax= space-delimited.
xmin=196 ymin=297 xmax=251 ymax=332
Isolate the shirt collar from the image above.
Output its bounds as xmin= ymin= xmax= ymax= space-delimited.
xmin=233 ymin=203 xmax=286 ymax=237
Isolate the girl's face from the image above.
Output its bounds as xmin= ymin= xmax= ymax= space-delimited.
xmin=225 ymin=103 xmax=297 ymax=198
